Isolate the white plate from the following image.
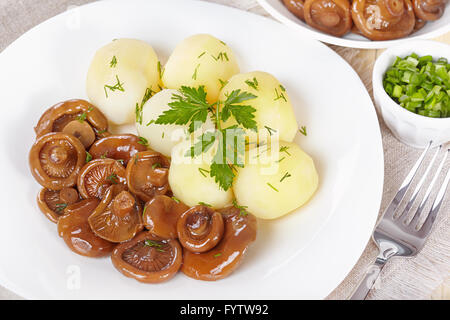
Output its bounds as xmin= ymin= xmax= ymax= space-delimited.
xmin=257 ymin=0 xmax=450 ymax=49
xmin=0 ymin=0 xmax=383 ymax=299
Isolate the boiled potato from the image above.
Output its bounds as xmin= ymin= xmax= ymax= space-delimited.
xmin=162 ymin=34 xmax=239 ymax=103
xmin=219 ymin=71 xmax=298 ymax=144
xmin=233 ymin=141 xmax=318 ymax=219
xmin=136 ymin=89 xmax=215 ymax=157
xmin=86 ymin=38 xmax=160 ymax=125
xmin=169 ymin=140 xmax=233 ymax=208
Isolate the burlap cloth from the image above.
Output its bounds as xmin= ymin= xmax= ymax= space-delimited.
xmin=0 ymin=0 xmax=448 ymax=300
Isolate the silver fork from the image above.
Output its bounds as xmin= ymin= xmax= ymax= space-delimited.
xmin=350 ymin=141 xmax=450 ymax=300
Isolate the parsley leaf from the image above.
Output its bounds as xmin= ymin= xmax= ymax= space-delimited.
xmin=155 ymin=86 xmax=211 ymax=133
xmin=210 ymin=162 xmax=234 ymax=191
xmin=185 ymin=131 xmax=217 ymax=158
xmin=208 ymin=126 xmax=245 ymax=190
xmin=221 ymin=90 xmax=257 ymax=131
xmin=154 ymin=86 xmax=256 ymax=191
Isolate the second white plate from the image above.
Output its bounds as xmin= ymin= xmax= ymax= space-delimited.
xmin=258 ymin=0 xmax=450 ymax=49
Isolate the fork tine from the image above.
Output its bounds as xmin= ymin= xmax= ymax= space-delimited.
xmin=410 ymin=148 xmax=448 ymax=228
xmin=400 ymin=145 xmax=442 ymax=222
xmin=383 ymin=141 xmax=432 ymax=219
xmin=418 ymin=150 xmax=450 ymax=234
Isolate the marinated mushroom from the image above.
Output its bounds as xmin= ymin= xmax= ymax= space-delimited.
xmin=283 ymin=0 xmax=306 ymax=20
xmin=57 ymin=199 xmax=115 ymax=257
xmin=413 ymin=0 xmax=446 ymax=21
xmin=111 ymin=232 xmax=182 ymax=283
xmin=126 ymin=151 xmax=170 ymax=202
xmin=177 ymin=205 xmax=224 ymax=253
xmin=351 ymin=23 xmax=365 ymax=35
xmin=181 ymin=206 xmax=257 ymax=281
xmin=62 ymin=120 xmax=96 ymax=148
xmin=304 ymin=0 xmax=353 ymax=37
xmin=143 ymin=195 xmax=189 ymax=239
xmin=34 ymin=99 xmax=109 ymax=144
xmin=37 ymin=187 xmax=80 ymax=223
xmin=88 ymin=134 xmax=147 ymax=166
xmin=77 ymin=158 xmax=127 ymax=199
xmin=413 ymin=17 xmax=427 ymax=31
xmin=29 ymin=132 xmax=86 ymax=190
xmin=351 ymin=0 xmax=415 ymax=40
xmin=88 ymin=185 xmax=143 ymax=242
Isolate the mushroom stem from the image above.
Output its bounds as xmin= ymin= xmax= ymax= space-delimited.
xmin=113 ymin=191 xmax=136 ymax=218
xmin=186 ymin=211 xmax=211 ymax=238
xmin=149 ymin=168 xmax=169 ymax=187
xmin=63 ymin=120 xmax=96 ymax=148
xmin=177 ymin=206 xmax=224 ymax=253
xmin=49 ymin=146 xmax=68 ymax=164
xmin=59 ymin=187 xmax=79 ymax=205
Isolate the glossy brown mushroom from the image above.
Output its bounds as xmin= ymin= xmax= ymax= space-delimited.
xmin=413 ymin=0 xmax=446 ymax=21
xmin=57 ymin=199 xmax=115 ymax=257
xmin=29 ymin=132 xmax=86 ymax=190
xmin=181 ymin=206 xmax=257 ymax=281
xmin=111 ymin=232 xmax=182 ymax=283
xmin=77 ymin=158 xmax=127 ymax=199
xmin=88 ymin=185 xmax=143 ymax=243
xmin=352 ymin=0 xmax=415 ymax=40
xmin=177 ymin=205 xmax=224 ymax=253
xmin=62 ymin=120 xmax=96 ymax=148
xmin=88 ymin=134 xmax=147 ymax=166
xmin=125 ymin=151 xmax=170 ymax=202
xmin=143 ymin=195 xmax=189 ymax=239
xmin=37 ymin=187 xmax=80 ymax=223
xmin=304 ymin=0 xmax=353 ymax=36
xmin=34 ymin=99 xmax=109 ymax=144
xmin=351 ymin=23 xmax=365 ymax=35
xmin=413 ymin=17 xmax=427 ymax=32
xmin=284 ymin=0 xmax=306 ymax=20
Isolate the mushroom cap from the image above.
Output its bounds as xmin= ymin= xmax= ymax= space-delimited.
xmin=111 ymin=231 xmax=182 ymax=283
xmin=88 ymin=185 xmax=143 ymax=243
xmin=303 ymin=0 xmax=353 ymax=37
xmin=413 ymin=17 xmax=427 ymax=32
xmin=283 ymin=0 xmax=306 ymax=20
xmin=34 ymin=99 xmax=108 ymax=138
xmin=57 ymin=199 xmax=115 ymax=257
xmin=351 ymin=0 xmax=415 ymax=40
xmin=29 ymin=132 xmax=86 ymax=190
xmin=88 ymin=134 xmax=147 ymax=166
xmin=143 ymin=195 xmax=189 ymax=239
xmin=37 ymin=187 xmax=79 ymax=223
xmin=413 ymin=0 xmax=445 ymax=21
xmin=181 ymin=206 xmax=257 ymax=281
xmin=77 ymin=158 xmax=127 ymax=199
xmin=177 ymin=205 xmax=224 ymax=253
xmin=126 ymin=151 xmax=170 ymax=202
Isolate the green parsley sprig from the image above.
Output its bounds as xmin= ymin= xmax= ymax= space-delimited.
xmin=154 ymin=85 xmax=257 ymax=191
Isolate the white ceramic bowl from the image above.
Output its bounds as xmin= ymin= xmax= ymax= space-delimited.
xmin=373 ymin=40 xmax=450 ymax=148
xmin=257 ymin=0 xmax=450 ymax=49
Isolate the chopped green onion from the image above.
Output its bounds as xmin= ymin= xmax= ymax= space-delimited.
xmin=383 ymin=53 xmax=449 ymax=118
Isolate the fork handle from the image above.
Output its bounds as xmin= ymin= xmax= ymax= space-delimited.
xmin=349 ymin=256 xmax=387 ymax=300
